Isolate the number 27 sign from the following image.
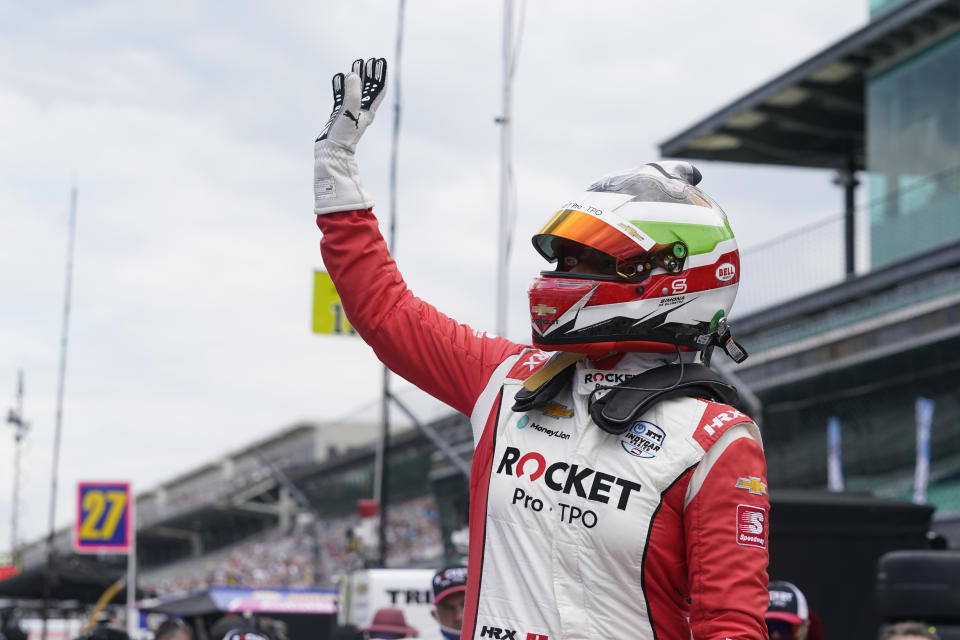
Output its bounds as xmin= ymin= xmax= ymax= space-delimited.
xmin=74 ymin=481 xmax=132 ymax=554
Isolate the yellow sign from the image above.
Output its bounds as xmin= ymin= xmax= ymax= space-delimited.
xmin=312 ymin=270 xmax=356 ymax=335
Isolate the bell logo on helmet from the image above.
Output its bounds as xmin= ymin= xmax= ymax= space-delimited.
xmin=715 ymin=262 xmax=736 ymax=282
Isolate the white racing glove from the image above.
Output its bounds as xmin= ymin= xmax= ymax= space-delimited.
xmin=314 ymin=57 xmax=388 ymax=215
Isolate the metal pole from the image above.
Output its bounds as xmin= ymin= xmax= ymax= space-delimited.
xmin=835 ymin=157 xmax=859 ymax=278
xmin=42 ymin=185 xmax=78 ymax=640
xmin=376 ymin=0 xmax=406 ymax=569
xmin=6 ymin=370 xmax=29 ymax=563
xmin=126 ymin=496 xmax=137 ymax=640
xmin=386 ymin=391 xmax=472 ymax=478
xmin=495 ymin=0 xmax=514 ymax=337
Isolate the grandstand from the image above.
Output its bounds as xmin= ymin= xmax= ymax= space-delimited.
xmin=15 ymin=399 xmax=470 ymax=595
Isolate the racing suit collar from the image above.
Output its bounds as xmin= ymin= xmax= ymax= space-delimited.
xmin=577 ymin=352 xmax=696 ymax=399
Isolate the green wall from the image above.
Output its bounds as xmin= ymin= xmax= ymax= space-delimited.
xmin=866 ymin=31 xmax=960 ymax=267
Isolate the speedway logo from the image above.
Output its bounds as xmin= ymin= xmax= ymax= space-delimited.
xmin=736 ymin=504 xmax=766 ymax=549
xmin=621 ymin=421 xmax=666 ymax=459
xmin=496 ymin=446 xmax=642 ymax=510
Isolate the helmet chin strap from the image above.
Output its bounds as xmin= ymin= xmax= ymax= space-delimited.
xmin=705 ymin=317 xmax=748 ymax=365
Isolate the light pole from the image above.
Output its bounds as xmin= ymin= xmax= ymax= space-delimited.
xmin=6 ymin=369 xmax=29 ymax=565
xmin=43 ymin=185 xmax=78 ymax=640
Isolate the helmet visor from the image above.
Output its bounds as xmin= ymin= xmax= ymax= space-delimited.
xmin=533 ymin=207 xmax=651 ymax=263
xmin=552 ymin=241 xmax=650 ymax=280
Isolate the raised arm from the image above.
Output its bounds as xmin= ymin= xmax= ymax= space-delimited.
xmin=312 ymin=58 xmax=522 ymax=415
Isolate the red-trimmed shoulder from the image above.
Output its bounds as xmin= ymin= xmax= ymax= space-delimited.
xmin=692 ymin=400 xmax=757 ymax=450
xmin=505 ymin=348 xmax=553 ymax=381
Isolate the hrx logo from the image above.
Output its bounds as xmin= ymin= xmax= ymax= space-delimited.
xmin=478 ymin=628 xmax=548 ymax=640
xmin=701 ymin=408 xmax=746 ymax=436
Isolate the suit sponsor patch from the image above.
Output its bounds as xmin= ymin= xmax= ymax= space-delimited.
xmin=540 ymin=402 xmax=573 ymax=418
xmin=620 ymin=421 xmax=666 ymax=459
xmin=734 ymin=476 xmax=767 ymax=495
xmin=736 ymin=504 xmax=767 ymax=549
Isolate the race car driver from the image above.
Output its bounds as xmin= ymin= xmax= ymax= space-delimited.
xmin=313 ymin=57 xmax=770 ymax=640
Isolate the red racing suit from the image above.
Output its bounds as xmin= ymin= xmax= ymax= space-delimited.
xmin=318 ymin=210 xmax=770 ymax=640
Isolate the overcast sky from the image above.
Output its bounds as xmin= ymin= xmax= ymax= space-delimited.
xmin=0 ymin=1 xmax=868 ymax=550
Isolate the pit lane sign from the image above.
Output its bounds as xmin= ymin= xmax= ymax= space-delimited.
xmin=312 ymin=270 xmax=355 ymax=335
xmin=74 ymin=481 xmax=132 ymax=554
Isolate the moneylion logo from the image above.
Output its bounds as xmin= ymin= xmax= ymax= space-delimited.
xmin=496 ymin=446 xmax=642 ymax=510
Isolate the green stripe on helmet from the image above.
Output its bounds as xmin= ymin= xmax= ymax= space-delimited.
xmin=630 ymin=221 xmax=734 ymax=255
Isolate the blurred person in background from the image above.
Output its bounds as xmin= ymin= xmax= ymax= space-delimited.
xmin=330 ymin=624 xmax=364 ymax=640
xmin=879 ymin=621 xmax=941 ymax=640
xmin=0 ymin=611 xmax=26 ymax=640
xmin=219 ymin=623 xmax=273 ymax=640
xmin=429 ymin=566 xmax=467 ymax=640
xmin=211 ymin=614 xmax=274 ymax=640
xmin=765 ymin=580 xmax=810 ymax=640
xmin=209 ymin=615 xmax=246 ymax=640
xmin=82 ymin=610 xmax=129 ymax=640
xmin=154 ymin=619 xmax=192 ymax=640
xmin=357 ymin=608 xmax=418 ymax=639
xmin=313 ymin=57 xmax=768 ymax=639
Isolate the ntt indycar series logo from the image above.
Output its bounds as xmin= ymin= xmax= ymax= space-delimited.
xmin=621 ymin=421 xmax=666 ymax=459
xmin=496 ymin=446 xmax=642 ymax=510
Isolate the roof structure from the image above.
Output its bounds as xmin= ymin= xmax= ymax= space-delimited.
xmin=659 ymin=0 xmax=960 ymax=170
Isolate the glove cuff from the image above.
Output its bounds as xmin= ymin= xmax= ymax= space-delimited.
xmin=314 ymin=140 xmax=374 ymax=215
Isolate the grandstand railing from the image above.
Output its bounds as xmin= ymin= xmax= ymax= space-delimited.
xmin=734 ymin=163 xmax=960 ymax=317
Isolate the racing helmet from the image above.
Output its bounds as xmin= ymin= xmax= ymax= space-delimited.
xmin=528 ymin=161 xmax=744 ymax=359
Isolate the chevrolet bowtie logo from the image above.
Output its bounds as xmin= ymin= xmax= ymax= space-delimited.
xmin=531 ymin=304 xmax=557 ymax=317
xmin=540 ymin=402 xmax=573 ymax=418
xmin=735 ymin=476 xmax=767 ymax=495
